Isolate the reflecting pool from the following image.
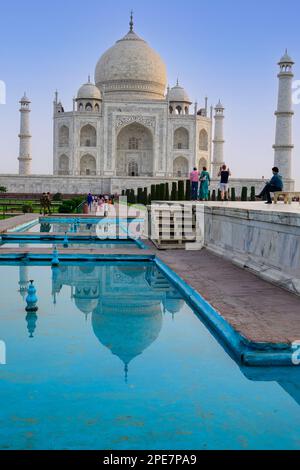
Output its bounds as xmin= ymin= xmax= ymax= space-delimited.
xmin=0 ymin=262 xmax=300 ymax=450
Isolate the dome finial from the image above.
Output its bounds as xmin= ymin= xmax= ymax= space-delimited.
xmin=176 ymin=77 xmax=179 ymax=86
xmin=88 ymin=75 xmax=91 ymax=83
xmin=129 ymin=10 xmax=134 ymax=32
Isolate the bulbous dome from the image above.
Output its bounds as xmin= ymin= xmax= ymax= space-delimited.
xmin=92 ymin=299 xmax=163 ymax=366
xmin=95 ymin=26 xmax=167 ymax=100
xmin=168 ymin=83 xmax=191 ymax=104
xmin=77 ymin=80 xmax=102 ymax=100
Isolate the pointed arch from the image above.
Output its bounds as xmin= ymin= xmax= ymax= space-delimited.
xmin=173 ymin=156 xmax=189 ymax=177
xmin=199 ymin=129 xmax=208 ymax=151
xmin=174 ymin=127 xmax=189 ymax=150
xmin=58 ymin=154 xmax=69 ymax=175
xmin=80 ymin=154 xmax=96 ymax=176
xmin=58 ymin=125 xmax=69 ymax=147
xmin=80 ymin=124 xmax=97 ymax=147
xmin=116 ymin=122 xmax=153 ymax=177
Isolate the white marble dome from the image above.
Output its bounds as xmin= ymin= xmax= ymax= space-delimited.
xmin=95 ymin=29 xmax=167 ymax=100
xmin=77 ymin=80 xmax=102 ymax=100
xmin=168 ymin=83 xmax=191 ymax=103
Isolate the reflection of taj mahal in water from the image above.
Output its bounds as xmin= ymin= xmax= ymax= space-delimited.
xmin=19 ymin=263 xmax=184 ymax=379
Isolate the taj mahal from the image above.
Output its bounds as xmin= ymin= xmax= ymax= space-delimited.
xmin=0 ymin=14 xmax=296 ymax=194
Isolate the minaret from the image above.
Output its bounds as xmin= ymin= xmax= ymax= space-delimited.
xmin=273 ymin=50 xmax=295 ymax=189
xmin=212 ymin=100 xmax=225 ymax=178
xmin=18 ymin=93 xmax=32 ymax=175
xmin=18 ymin=265 xmax=29 ymax=299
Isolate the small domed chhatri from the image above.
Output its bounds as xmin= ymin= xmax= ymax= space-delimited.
xmin=168 ymin=81 xmax=191 ymax=104
xmin=77 ymin=77 xmax=102 ymax=100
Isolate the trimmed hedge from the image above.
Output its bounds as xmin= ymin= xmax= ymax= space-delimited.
xmin=178 ymin=181 xmax=185 ymax=201
xmin=165 ymin=183 xmax=170 ymax=201
xmin=171 ymin=182 xmax=178 ymax=201
xmin=241 ymin=187 xmax=248 ymax=201
xmin=231 ymin=188 xmax=236 ymax=201
xmin=185 ymin=180 xmax=191 ymax=201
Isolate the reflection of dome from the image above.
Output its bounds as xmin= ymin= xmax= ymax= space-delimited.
xmin=92 ymin=299 xmax=163 ymax=368
xmin=79 ymin=265 xmax=95 ymax=275
xmin=75 ymin=297 xmax=99 ymax=315
xmin=74 ymin=286 xmax=99 ymax=316
xmin=95 ymin=18 xmax=167 ymax=100
xmin=117 ymin=264 xmax=146 ymax=279
xmin=77 ymin=80 xmax=102 ymax=100
xmin=164 ymin=298 xmax=184 ymax=315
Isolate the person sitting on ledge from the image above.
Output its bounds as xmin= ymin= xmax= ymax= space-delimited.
xmin=256 ymin=167 xmax=283 ymax=204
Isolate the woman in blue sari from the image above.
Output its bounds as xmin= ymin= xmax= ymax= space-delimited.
xmin=199 ymin=167 xmax=211 ymax=201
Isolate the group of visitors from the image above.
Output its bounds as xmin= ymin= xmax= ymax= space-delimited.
xmin=87 ymin=193 xmax=115 ymax=215
xmin=190 ymin=165 xmax=283 ymax=204
xmin=190 ymin=164 xmax=231 ymax=201
xmin=40 ymin=192 xmax=52 ymax=215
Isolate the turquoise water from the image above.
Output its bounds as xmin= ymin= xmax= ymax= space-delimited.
xmin=0 ymin=240 xmax=139 ymax=249
xmin=14 ymin=218 xmax=145 ymax=239
xmin=0 ymin=261 xmax=300 ymax=450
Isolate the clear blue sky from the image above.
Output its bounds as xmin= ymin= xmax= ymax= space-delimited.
xmin=0 ymin=0 xmax=299 ymax=187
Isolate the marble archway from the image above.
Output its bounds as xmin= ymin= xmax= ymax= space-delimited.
xmin=173 ymin=156 xmax=189 ymax=178
xmin=80 ymin=154 xmax=96 ymax=176
xmin=116 ymin=122 xmax=154 ymax=177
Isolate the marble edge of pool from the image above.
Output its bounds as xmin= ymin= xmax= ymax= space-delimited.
xmin=155 ymin=257 xmax=299 ymax=368
xmin=0 ymin=247 xmax=297 ymax=368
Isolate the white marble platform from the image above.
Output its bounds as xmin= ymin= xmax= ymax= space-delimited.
xmin=203 ymin=202 xmax=300 ymax=295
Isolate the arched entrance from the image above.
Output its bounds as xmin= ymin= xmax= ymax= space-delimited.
xmin=116 ymin=123 xmax=153 ymax=177
xmin=173 ymin=156 xmax=189 ymax=178
xmin=80 ymin=154 xmax=96 ymax=175
xmin=198 ymin=157 xmax=207 ymax=171
xmin=58 ymin=154 xmax=69 ymax=175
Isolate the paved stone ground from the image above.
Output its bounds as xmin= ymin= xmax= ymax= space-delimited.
xmin=0 ymin=214 xmax=37 ymax=233
xmin=157 ymin=249 xmax=300 ymax=346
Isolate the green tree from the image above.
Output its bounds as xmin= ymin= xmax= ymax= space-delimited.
xmin=250 ymin=186 xmax=256 ymax=201
xmin=159 ymin=183 xmax=165 ymax=201
xmin=231 ymin=188 xmax=236 ymax=202
xmin=185 ymin=180 xmax=191 ymax=201
xmin=171 ymin=182 xmax=178 ymax=201
xmin=143 ymin=188 xmax=148 ymax=205
xmin=151 ymin=185 xmax=156 ymax=201
xmin=155 ymin=184 xmax=160 ymax=201
xmin=178 ymin=181 xmax=185 ymax=201
xmin=241 ymin=187 xmax=248 ymax=201
xmin=165 ymin=183 xmax=170 ymax=201
xmin=137 ymin=188 xmax=143 ymax=204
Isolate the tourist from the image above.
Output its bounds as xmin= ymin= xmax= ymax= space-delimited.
xmin=256 ymin=167 xmax=283 ymax=204
xmin=40 ymin=193 xmax=47 ymax=215
xmin=190 ymin=167 xmax=200 ymax=201
xmin=46 ymin=192 xmax=52 ymax=215
xmin=199 ymin=167 xmax=211 ymax=201
xmin=87 ymin=193 xmax=93 ymax=212
xmin=218 ymin=165 xmax=231 ymax=201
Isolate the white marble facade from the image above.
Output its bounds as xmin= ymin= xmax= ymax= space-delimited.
xmin=53 ymin=20 xmax=212 ymax=180
xmin=7 ymin=18 xmax=295 ymax=194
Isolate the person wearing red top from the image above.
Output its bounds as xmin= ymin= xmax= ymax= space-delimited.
xmin=190 ymin=168 xmax=200 ymax=201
